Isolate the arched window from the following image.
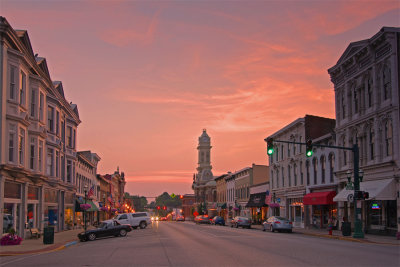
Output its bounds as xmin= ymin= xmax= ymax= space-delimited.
xmin=306 ymin=160 xmax=310 ymax=185
xmin=385 ymin=120 xmax=393 ymax=156
xmin=313 ymin=158 xmax=318 ymax=185
xmin=369 ymin=127 xmax=375 ymax=160
xmin=294 ymin=163 xmax=297 ymax=186
xmin=276 ymin=169 xmax=279 ymax=189
xmin=353 ymin=87 xmax=358 ymax=114
xmin=329 ymin=154 xmax=335 ymax=183
xmin=300 ymin=161 xmax=303 ymax=185
xmin=367 ymin=76 xmax=373 ymax=107
xmin=288 ymin=165 xmax=291 ymax=187
xmin=321 ymin=156 xmax=326 ymax=184
xmin=281 ymin=167 xmax=285 ymax=187
xmin=383 ymin=65 xmax=391 ymax=100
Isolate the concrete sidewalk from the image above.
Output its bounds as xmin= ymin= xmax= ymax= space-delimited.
xmin=250 ymin=224 xmax=400 ymax=245
xmin=0 ymin=228 xmax=83 ymax=256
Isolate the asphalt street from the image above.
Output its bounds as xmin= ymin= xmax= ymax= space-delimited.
xmin=1 ymin=221 xmax=398 ymax=267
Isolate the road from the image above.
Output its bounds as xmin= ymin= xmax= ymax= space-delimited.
xmin=1 ymin=221 xmax=398 ymax=266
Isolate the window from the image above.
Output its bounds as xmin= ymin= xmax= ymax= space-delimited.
xmin=385 ymin=121 xmax=393 ymax=156
xmin=56 ymin=111 xmax=60 ymax=135
xmin=313 ymin=158 xmax=318 ymax=185
xmin=61 ymin=120 xmax=65 ymax=142
xmin=47 ymin=106 xmax=54 ymax=132
xmin=19 ymin=128 xmax=25 ymax=165
xmin=369 ymin=128 xmax=374 ymax=160
xmin=30 ymin=138 xmax=35 ymax=170
xmin=383 ymin=65 xmax=391 ymax=100
xmin=281 ymin=167 xmax=285 ymax=187
xmin=353 ymin=87 xmax=358 ymax=114
xmin=61 ymin=156 xmax=65 ymax=181
xmin=306 ymin=160 xmax=310 ymax=185
xmin=39 ymin=92 xmax=44 ymax=121
xmin=39 ymin=141 xmax=43 ymax=172
xmin=288 ymin=165 xmax=291 ymax=187
xmin=342 ymin=137 xmax=347 ymax=166
xmin=293 ymin=138 xmax=296 ymax=155
xmin=329 ymin=154 xmax=334 ymax=183
xmin=47 ymin=148 xmax=54 ymax=176
xmin=299 ymin=136 xmax=302 ymax=153
xmin=30 ymin=89 xmax=36 ymax=117
xmin=56 ymin=151 xmax=59 ymax=178
xmin=367 ymin=77 xmax=373 ymax=107
xmin=294 ymin=163 xmax=297 ymax=186
xmin=73 ymin=129 xmax=76 ymax=148
xmin=321 ymin=156 xmax=326 ymax=184
xmin=341 ymin=93 xmax=346 ymax=119
xmin=9 ymin=65 xmax=17 ymax=100
xmin=67 ymin=126 xmax=72 ymax=147
xmin=288 ymin=144 xmax=290 ymax=157
xmin=276 ymin=169 xmax=279 ymax=188
xmin=300 ymin=161 xmax=303 ymax=185
xmin=67 ymin=160 xmax=72 ymax=183
xmin=20 ymin=71 xmax=26 ymax=106
xmin=8 ymin=125 xmax=16 ymax=163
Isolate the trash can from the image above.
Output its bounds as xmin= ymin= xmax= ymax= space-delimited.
xmin=43 ymin=226 xmax=54 ymax=244
xmin=342 ymin=222 xmax=351 ymax=236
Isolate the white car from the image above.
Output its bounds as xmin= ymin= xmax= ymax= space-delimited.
xmin=113 ymin=212 xmax=151 ymax=229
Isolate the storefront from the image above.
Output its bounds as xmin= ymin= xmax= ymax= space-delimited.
xmin=64 ymin=192 xmax=75 ymax=230
xmin=288 ymin=198 xmax=304 ymax=228
xmin=44 ymin=188 xmax=59 ymax=232
xmin=304 ymin=191 xmax=337 ymax=229
xmin=27 ymin=186 xmax=40 ymax=229
xmin=217 ymin=203 xmax=227 ymax=221
xmin=246 ymin=192 xmax=268 ymax=224
xmin=3 ymin=181 xmax=22 ymax=235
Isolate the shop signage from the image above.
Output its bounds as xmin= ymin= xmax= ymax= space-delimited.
xmin=277 ymin=198 xmax=281 ymax=203
xmin=371 ymin=203 xmax=380 ymax=210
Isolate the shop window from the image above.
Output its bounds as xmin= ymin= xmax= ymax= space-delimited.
xmin=45 ymin=206 xmax=58 ymax=227
xmin=45 ymin=189 xmax=58 ymax=203
xmin=28 ymin=186 xmax=39 ymax=200
xmin=3 ymin=203 xmax=20 ymax=234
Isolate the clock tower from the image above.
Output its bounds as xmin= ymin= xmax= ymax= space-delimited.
xmin=196 ymin=129 xmax=213 ymax=182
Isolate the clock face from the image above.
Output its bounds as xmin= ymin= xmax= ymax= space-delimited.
xmin=347 ymin=194 xmax=354 ymax=202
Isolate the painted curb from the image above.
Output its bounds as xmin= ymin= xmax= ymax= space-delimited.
xmin=0 ymin=239 xmax=78 ymax=257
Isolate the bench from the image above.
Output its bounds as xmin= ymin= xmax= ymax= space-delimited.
xmin=30 ymin=228 xmax=41 ymax=239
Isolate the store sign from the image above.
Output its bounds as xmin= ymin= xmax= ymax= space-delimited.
xmin=371 ymin=203 xmax=380 ymax=210
xmin=277 ymin=198 xmax=281 ymax=203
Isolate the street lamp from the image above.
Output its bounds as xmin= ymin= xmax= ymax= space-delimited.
xmin=84 ymin=185 xmax=88 ymax=233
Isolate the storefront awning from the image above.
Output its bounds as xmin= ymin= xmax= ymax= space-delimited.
xmin=75 ymin=199 xmax=99 ymax=212
xmin=246 ymin=192 xmax=267 ymax=207
xmin=361 ymin=178 xmax=396 ymax=200
xmin=303 ymin=191 xmax=336 ymax=205
xmin=333 ymin=179 xmax=396 ymax=202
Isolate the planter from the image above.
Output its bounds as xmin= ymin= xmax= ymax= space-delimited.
xmin=1 ymin=234 xmax=23 ymax=246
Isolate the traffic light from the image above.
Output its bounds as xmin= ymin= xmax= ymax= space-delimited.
xmin=163 ymin=206 xmax=166 ymax=210
xmin=180 ymin=195 xmax=183 ymax=199
xmin=363 ymin=191 xmax=369 ymax=200
xmin=306 ymin=139 xmax=313 ymax=157
xmin=266 ymin=138 xmax=274 ymax=155
xmin=355 ymin=191 xmax=369 ymax=200
xmin=157 ymin=206 xmax=160 ymax=210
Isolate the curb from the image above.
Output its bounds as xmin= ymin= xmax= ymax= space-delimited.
xmin=0 ymin=239 xmax=78 ymax=257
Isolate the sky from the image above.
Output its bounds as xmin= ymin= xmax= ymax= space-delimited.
xmin=1 ymin=0 xmax=399 ymax=198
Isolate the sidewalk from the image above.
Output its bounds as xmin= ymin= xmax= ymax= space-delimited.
xmin=0 ymin=228 xmax=82 ymax=256
xmin=250 ymin=224 xmax=400 ymax=245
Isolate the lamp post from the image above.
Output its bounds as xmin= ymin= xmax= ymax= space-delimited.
xmin=84 ymin=185 xmax=88 ymax=233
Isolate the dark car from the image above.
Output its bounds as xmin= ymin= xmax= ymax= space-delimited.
xmin=78 ymin=220 xmax=132 ymax=241
xmin=212 ymin=216 xmax=225 ymax=226
xmin=231 ymin=216 xmax=251 ymax=229
xmin=176 ymin=216 xmax=185 ymax=221
xmin=195 ymin=215 xmax=211 ymax=224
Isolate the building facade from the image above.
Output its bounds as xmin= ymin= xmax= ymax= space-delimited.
xmin=215 ymin=173 xmax=228 ymax=220
xmin=0 ymin=17 xmax=80 ymax=237
xmin=246 ymin=164 xmax=270 ymax=224
xmin=328 ymin=27 xmax=400 ymax=235
xmin=267 ymin=115 xmax=336 ymax=228
xmin=181 ymin=194 xmax=195 ymax=220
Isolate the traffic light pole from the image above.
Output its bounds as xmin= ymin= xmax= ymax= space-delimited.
xmin=265 ymin=139 xmax=364 ymax=238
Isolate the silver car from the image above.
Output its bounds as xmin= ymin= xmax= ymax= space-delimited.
xmin=263 ymin=216 xmax=293 ymax=233
xmin=231 ymin=216 xmax=251 ymax=229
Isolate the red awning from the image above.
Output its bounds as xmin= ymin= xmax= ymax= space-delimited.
xmin=303 ymin=191 xmax=336 ymax=205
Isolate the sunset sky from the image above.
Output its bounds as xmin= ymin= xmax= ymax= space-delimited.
xmin=2 ymin=0 xmax=399 ymax=198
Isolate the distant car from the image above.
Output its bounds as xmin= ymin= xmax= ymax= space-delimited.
xmin=195 ymin=215 xmax=211 ymax=224
xmin=78 ymin=220 xmax=132 ymax=241
xmin=263 ymin=216 xmax=293 ymax=233
xmin=176 ymin=216 xmax=185 ymax=222
xmin=160 ymin=217 xmax=167 ymax=221
xmin=231 ymin=216 xmax=251 ymax=229
xmin=212 ymin=216 xmax=225 ymax=226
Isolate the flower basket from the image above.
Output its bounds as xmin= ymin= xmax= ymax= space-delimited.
xmin=100 ymin=207 xmax=108 ymax=212
xmin=80 ymin=203 xmax=91 ymax=210
xmin=111 ymin=208 xmax=117 ymax=213
xmin=233 ymin=208 xmax=239 ymax=211
xmin=1 ymin=234 xmax=23 ymax=246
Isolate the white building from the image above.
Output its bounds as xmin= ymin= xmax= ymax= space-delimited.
xmin=328 ymin=27 xmax=400 ymax=235
xmin=0 ymin=17 xmax=80 ymax=237
xmin=267 ymin=115 xmax=336 ymax=228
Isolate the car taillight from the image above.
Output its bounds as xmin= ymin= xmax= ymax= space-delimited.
xmin=289 ymin=222 xmax=292 ymax=224
xmin=275 ymin=221 xmax=281 ymax=224
xmin=238 ymin=220 xmax=242 ymax=222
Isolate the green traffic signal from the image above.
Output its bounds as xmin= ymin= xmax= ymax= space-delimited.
xmin=267 ymin=148 xmax=274 ymax=155
xmin=266 ymin=138 xmax=274 ymax=156
xmin=306 ymin=150 xmax=313 ymax=157
xmin=306 ymin=139 xmax=313 ymax=157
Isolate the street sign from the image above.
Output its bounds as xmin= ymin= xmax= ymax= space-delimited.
xmin=171 ymin=193 xmax=176 ymax=198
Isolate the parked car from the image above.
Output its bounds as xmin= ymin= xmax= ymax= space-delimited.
xmin=212 ymin=216 xmax=225 ymax=226
xmin=78 ymin=220 xmax=132 ymax=241
xmin=160 ymin=217 xmax=167 ymax=221
xmin=263 ymin=216 xmax=293 ymax=233
xmin=113 ymin=212 xmax=151 ymax=229
xmin=231 ymin=216 xmax=251 ymax=229
xmin=176 ymin=216 xmax=185 ymax=222
xmin=195 ymin=215 xmax=211 ymax=224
